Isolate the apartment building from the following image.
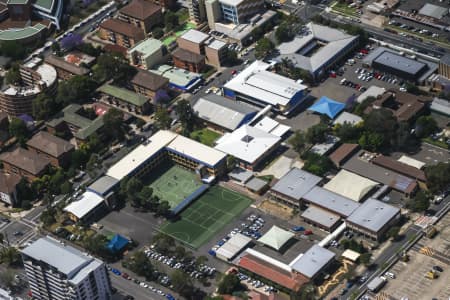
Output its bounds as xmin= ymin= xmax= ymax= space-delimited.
xmin=99 ymin=18 xmax=145 ymax=49
xmin=118 ymin=0 xmax=163 ymax=34
xmin=22 ymin=237 xmax=112 ymax=300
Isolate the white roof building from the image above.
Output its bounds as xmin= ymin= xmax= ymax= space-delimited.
xmin=397 ymin=155 xmax=426 ymax=170
xmin=251 ymin=116 xmax=291 ymax=137
xmin=357 ymin=85 xmax=386 ymax=103
xmin=179 ymin=29 xmax=209 ymax=44
xmin=223 ymin=60 xmax=307 ymax=113
xmin=63 ymin=192 xmax=105 ymax=220
xmin=106 ymin=130 xmax=177 ymax=181
xmin=215 ymin=125 xmax=280 ymax=165
xmin=341 ymin=249 xmax=361 ymax=262
xmin=332 ymin=112 xmax=363 ymax=126
xmin=290 ymin=245 xmax=335 ymax=279
xmin=324 ymin=170 xmax=378 ymax=202
xmin=167 ymin=134 xmax=227 ymax=168
xmin=215 ymin=233 xmax=252 ymax=261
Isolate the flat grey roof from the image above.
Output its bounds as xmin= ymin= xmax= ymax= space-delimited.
xmin=302 ymin=186 xmax=360 ymax=217
xmin=22 ymin=237 xmax=92 ymax=277
xmin=373 ymin=51 xmax=426 ymax=75
xmin=193 ymin=94 xmax=257 ymax=131
xmin=271 ymin=168 xmax=322 ymax=200
xmin=180 ymin=29 xmax=209 ymax=44
xmin=87 ymin=175 xmax=119 ymax=196
xmin=431 ymin=97 xmax=450 ymax=116
xmin=229 ymin=167 xmax=253 ymax=183
xmin=346 ymin=198 xmax=400 ymax=233
xmin=245 ymin=177 xmax=267 ymax=191
xmin=419 ymin=3 xmax=448 ymax=19
xmin=342 ymin=150 xmax=416 ymax=193
xmin=290 ymin=244 xmax=335 ymax=278
xmin=301 ymin=206 xmax=341 ymax=229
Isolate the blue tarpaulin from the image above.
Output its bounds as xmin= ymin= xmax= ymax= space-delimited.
xmin=107 ymin=234 xmax=129 ymax=253
xmin=308 ymin=96 xmax=345 ymax=119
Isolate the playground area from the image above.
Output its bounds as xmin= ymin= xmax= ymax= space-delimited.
xmin=145 ymin=164 xmax=202 ymax=209
xmin=160 ymin=186 xmax=252 ymax=248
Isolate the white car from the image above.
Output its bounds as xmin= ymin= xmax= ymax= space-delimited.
xmin=385 ymin=272 xmax=395 ymax=279
xmin=140 ymin=282 xmax=148 ymax=288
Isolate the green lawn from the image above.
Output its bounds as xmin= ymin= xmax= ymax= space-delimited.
xmin=160 ymin=186 xmax=252 ymax=248
xmin=190 ymin=128 xmax=222 ymax=146
xmin=423 ymin=138 xmax=449 ymax=150
xmin=142 ymin=164 xmax=202 ymax=209
xmin=331 ymin=1 xmax=358 ymax=17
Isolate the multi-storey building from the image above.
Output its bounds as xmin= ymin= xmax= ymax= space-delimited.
xmin=127 ymin=38 xmax=167 ymax=69
xmin=99 ymin=18 xmax=145 ymax=49
xmin=172 ymin=48 xmax=205 ymax=73
xmin=118 ymin=0 xmax=163 ymax=35
xmin=21 ymin=237 xmax=112 ymax=300
xmin=187 ymin=0 xmax=206 ymax=23
xmin=0 ymin=57 xmax=57 ymax=116
xmin=26 ymin=131 xmax=75 ymax=168
xmin=0 ymin=148 xmax=51 ymax=182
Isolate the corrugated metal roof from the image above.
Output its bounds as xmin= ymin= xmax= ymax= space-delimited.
xmin=289 ymin=245 xmax=335 ymax=278
xmin=270 ymin=168 xmax=322 ymax=201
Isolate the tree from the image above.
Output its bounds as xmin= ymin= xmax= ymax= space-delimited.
xmin=306 ymin=123 xmax=329 ymax=144
xmin=60 ymin=33 xmax=83 ymax=50
xmin=16 ymin=178 xmax=33 ymax=206
xmin=359 ymin=253 xmax=371 ymax=266
xmin=164 ymin=11 xmax=179 ymax=31
xmin=275 ymin=22 xmax=295 ymax=43
xmin=358 ymin=131 xmax=384 ymax=152
xmin=334 ymin=122 xmax=363 ymax=142
xmin=171 ymin=270 xmax=194 ymax=298
xmin=56 ymin=75 xmax=97 ymax=106
xmin=0 ymin=247 xmax=20 ymax=266
xmin=127 ymin=251 xmax=156 ymax=280
xmin=60 ymin=181 xmax=72 ymax=194
xmin=40 ymin=207 xmax=57 ymax=227
xmin=174 ymin=246 xmax=186 ymax=259
xmin=0 ymin=270 xmax=16 ymax=290
xmin=51 ymin=42 xmax=61 ymax=55
xmin=255 ymin=38 xmax=274 ymax=59
xmin=9 ymin=117 xmax=27 ymax=142
xmin=5 ymin=64 xmax=21 ymax=85
xmin=405 ymin=82 xmax=421 ymax=95
xmin=302 ymin=152 xmax=334 ymax=176
xmin=152 ymin=27 xmax=164 ymax=39
xmin=415 ymin=115 xmax=438 ymax=138
xmin=152 ymin=233 xmax=175 ymax=253
xmin=32 ymin=94 xmax=59 ymax=120
xmin=175 ymin=100 xmax=194 ymax=135
xmin=0 ymin=41 xmax=26 ymax=60
xmin=425 ymin=162 xmax=450 ymax=193
xmin=217 ymin=274 xmax=245 ymax=295
xmin=94 ymin=53 xmax=136 ymax=84
xmin=103 ymin=108 xmax=125 ymax=141
xmin=387 ymin=226 xmax=400 ymax=241
xmin=224 ymin=50 xmax=239 ymax=66
xmin=83 ymin=234 xmax=108 ymax=256
xmin=353 ymin=96 xmax=376 ymax=116
xmin=135 ymin=118 xmax=146 ymax=129
xmin=0 ymin=233 xmax=3 ymax=245
xmin=408 ymin=190 xmax=430 ymax=212
xmin=290 ymin=131 xmax=308 ymax=155
xmin=156 ymin=201 xmax=170 ymax=216
xmin=155 ymin=107 xmax=171 ymax=129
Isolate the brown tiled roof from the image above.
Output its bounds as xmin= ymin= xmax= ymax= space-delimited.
xmin=0 ymin=148 xmax=50 ymax=175
xmin=366 ymin=92 xmax=428 ymax=122
xmin=104 ymin=44 xmax=128 ymax=56
xmin=120 ymin=0 xmax=161 ymax=20
xmin=329 ymin=143 xmax=359 ymax=166
xmin=172 ymin=48 xmax=205 ymax=64
xmin=100 ymin=19 xmax=145 ymax=40
xmin=45 ymin=55 xmax=90 ymax=76
xmin=0 ymin=172 xmax=21 ymax=194
xmin=372 ymin=155 xmax=427 ymax=182
xmin=238 ymin=254 xmax=308 ymax=292
xmin=131 ymin=69 xmax=168 ymax=91
xmin=27 ymin=131 xmax=74 ymax=158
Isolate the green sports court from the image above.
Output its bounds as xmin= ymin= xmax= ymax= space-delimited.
xmin=145 ymin=164 xmax=202 ymax=209
xmin=160 ymin=186 xmax=252 ymax=249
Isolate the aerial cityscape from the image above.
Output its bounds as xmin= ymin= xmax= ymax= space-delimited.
xmin=0 ymin=0 xmax=448 ymax=299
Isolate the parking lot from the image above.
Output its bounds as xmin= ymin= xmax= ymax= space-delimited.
xmin=379 ymin=213 xmax=450 ymax=300
xmin=391 ymin=143 xmax=450 ymax=166
xmin=0 ymin=220 xmax=35 ymax=246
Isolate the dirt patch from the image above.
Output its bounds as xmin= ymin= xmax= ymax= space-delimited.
xmin=258 ymin=199 xmax=294 ymax=220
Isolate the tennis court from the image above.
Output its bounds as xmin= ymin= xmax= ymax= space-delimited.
xmin=160 ymin=186 xmax=252 ymax=248
xmin=145 ymin=164 xmax=202 ymax=209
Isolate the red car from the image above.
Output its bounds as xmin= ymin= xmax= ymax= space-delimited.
xmin=231 ymin=70 xmax=237 ymax=75
xmin=122 ymin=273 xmax=131 ymax=280
xmin=304 ymin=230 xmax=313 ymax=235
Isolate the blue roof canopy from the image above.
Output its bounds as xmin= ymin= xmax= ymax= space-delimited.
xmin=308 ymin=96 xmax=345 ymax=119
xmin=107 ymin=234 xmax=129 ymax=253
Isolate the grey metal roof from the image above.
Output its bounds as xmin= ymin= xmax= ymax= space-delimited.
xmin=302 ymin=186 xmax=360 ymax=217
xmin=290 ymin=245 xmax=335 ymax=278
xmin=245 ymin=177 xmax=267 ymax=191
xmin=419 ymin=3 xmax=448 ymax=19
xmin=229 ymin=167 xmax=253 ymax=183
xmin=276 ymin=23 xmax=357 ymax=74
xmin=21 ymin=237 xmax=92 ymax=278
xmin=193 ymin=94 xmax=257 ymax=131
xmin=87 ymin=175 xmax=119 ymax=196
xmin=270 ymin=168 xmax=322 ymax=200
xmin=373 ymin=51 xmax=426 ymax=75
xmin=346 ymin=198 xmax=400 ymax=233
xmin=431 ymin=97 xmax=450 ymax=116
xmin=301 ymin=206 xmax=341 ymax=229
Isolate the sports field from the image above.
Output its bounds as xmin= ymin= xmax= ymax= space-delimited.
xmin=146 ymin=164 xmax=202 ymax=209
xmin=160 ymin=186 xmax=252 ymax=248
